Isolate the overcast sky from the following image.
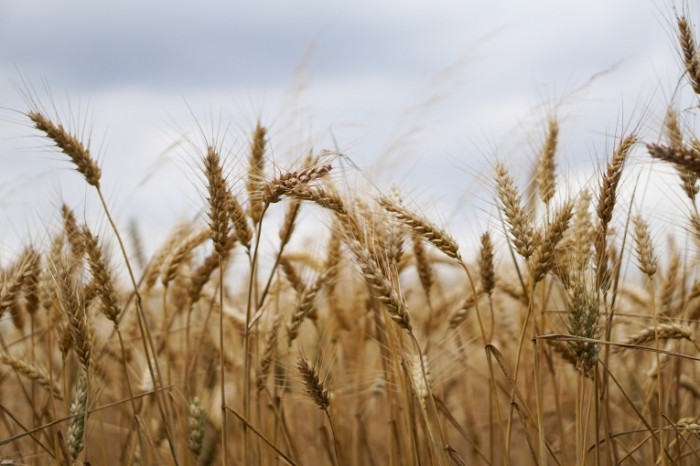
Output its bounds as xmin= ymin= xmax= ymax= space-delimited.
xmin=0 ymin=0 xmax=693 ymax=260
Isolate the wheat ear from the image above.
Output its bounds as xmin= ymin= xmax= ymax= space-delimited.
xmin=0 ymin=351 xmax=63 ymax=400
xmin=647 ymin=142 xmax=700 ymax=178
xmin=617 ymin=323 xmax=694 ymax=349
xmin=677 ymin=15 xmax=700 ymax=95
xmin=536 ymin=117 xmax=559 ymax=205
xmin=378 ymin=195 xmax=460 ymax=260
xmin=28 ymin=111 xmax=101 ymax=187
xmin=495 ymin=162 xmax=535 ymax=259
xmin=247 ymin=123 xmax=267 ymax=225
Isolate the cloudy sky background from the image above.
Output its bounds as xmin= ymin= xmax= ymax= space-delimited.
xmin=0 ymin=0 xmax=694 ymax=261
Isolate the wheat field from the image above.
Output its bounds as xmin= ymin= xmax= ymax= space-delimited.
xmin=3 ymin=12 xmax=700 ymax=466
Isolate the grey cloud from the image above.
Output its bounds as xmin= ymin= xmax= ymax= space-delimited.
xmin=0 ymin=1 xmax=459 ymax=93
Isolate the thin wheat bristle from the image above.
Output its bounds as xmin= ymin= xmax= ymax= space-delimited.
xmin=27 ymin=111 xmax=101 ymax=187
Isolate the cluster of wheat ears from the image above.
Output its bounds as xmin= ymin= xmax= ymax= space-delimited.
xmin=5 ymin=13 xmax=700 ymax=466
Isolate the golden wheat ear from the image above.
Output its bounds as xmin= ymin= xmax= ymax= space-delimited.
xmin=27 ymin=111 xmax=102 ymax=188
xmin=617 ymin=323 xmax=694 ymax=350
xmin=82 ymin=226 xmax=122 ymax=324
xmin=297 ymin=356 xmax=331 ymax=411
xmin=647 ymin=142 xmax=700 ymax=178
xmin=677 ymin=15 xmax=700 ymax=95
xmin=494 ymin=162 xmax=535 ymax=260
xmin=0 ymin=351 xmax=63 ymax=400
xmin=203 ymin=146 xmax=233 ymax=256
xmin=246 ymin=122 xmax=267 ymax=225
xmin=535 ymin=117 xmax=559 ymax=206
xmin=378 ymin=195 xmax=460 ymax=261
xmin=530 ymin=199 xmax=574 ymax=283
xmin=478 ymin=231 xmax=496 ymax=297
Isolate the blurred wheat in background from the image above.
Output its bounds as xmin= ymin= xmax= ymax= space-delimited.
xmin=3 ymin=5 xmax=700 ymax=466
